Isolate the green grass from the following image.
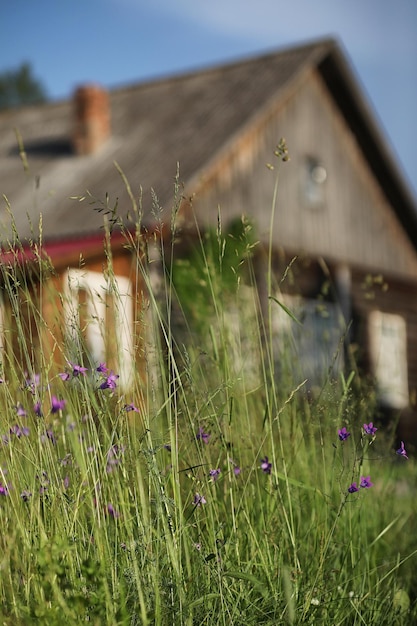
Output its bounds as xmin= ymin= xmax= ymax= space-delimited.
xmin=0 ymin=152 xmax=416 ymax=624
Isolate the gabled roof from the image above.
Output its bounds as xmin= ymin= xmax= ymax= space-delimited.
xmin=0 ymin=37 xmax=416 ymax=248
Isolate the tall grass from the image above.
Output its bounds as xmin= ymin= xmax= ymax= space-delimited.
xmin=0 ymin=152 xmax=416 ymax=625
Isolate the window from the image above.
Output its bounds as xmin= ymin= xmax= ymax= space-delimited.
xmin=64 ymin=269 xmax=133 ymax=388
xmin=302 ymin=156 xmax=327 ymax=209
xmin=368 ymin=311 xmax=408 ymax=408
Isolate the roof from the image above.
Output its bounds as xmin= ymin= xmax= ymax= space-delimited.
xmin=1 ymin=37 xmax=416 ymax=248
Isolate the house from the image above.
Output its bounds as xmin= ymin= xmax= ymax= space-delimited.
xmin=1 ymin=37 xmax=417 ymax=439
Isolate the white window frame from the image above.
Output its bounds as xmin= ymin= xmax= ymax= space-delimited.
xmin=64 ymin=269 xmax=133 ymax=389
xmin=369 ymin=310 xmax=408 ymax=409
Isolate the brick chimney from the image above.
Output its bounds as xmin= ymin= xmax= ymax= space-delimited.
xmin=72 ymin=84 xmax=110 ymax=155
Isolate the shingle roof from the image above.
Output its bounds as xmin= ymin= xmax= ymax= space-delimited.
xmin=0 ymin=37 xmax=416 ymax=246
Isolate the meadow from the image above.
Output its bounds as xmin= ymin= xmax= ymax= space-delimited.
xmin=0 ymin=154 xmax=416 ymax=625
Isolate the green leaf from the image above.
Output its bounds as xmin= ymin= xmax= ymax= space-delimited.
xmin=268 ymin=296 xmax=303 ymax=325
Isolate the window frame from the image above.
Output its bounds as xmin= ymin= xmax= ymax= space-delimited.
xmin=368 ymin=310 xmax=408 ymax=409
xmin=64 ymin=269 xmax=133 ymax=388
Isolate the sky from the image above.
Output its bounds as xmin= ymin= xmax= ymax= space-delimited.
xmin=2 ymin=0 xmax=417 ymax=197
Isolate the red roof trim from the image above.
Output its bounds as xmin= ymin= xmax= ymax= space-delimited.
xmin=0 ymin=229 xmax=130 ymax=265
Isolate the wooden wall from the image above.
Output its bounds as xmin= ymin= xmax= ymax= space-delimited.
xmin=191 ymin=68 xmax=417 ymax=281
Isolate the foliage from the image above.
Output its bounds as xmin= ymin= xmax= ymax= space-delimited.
xmin=0 ymin=62 xmax=47 ymax=110
xmin=171 ymin=215 xmax=257 ymax=331
xmin=0 ymin=155 xmax=416 ymax=624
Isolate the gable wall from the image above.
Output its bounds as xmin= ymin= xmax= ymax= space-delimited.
xmin=191 ymin=69 xmax=417 ymax=280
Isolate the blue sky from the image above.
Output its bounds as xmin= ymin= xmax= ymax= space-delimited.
xmin=2 ymin=0 xmax=417 ymax=196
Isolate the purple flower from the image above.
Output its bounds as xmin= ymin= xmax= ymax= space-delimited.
xmin=193 ymin=493 xmax=207 ymax=507
xmin=209 ymin=468 xmax=221 ymax=481
xmin=37 ymin=471 xmax=49 ymax=494
xmin=363 ymin=422 xmax=377 ymax=436
xmin=41 ymin=430 xmax=57 ymax=445
xmin=360 ymin=476 xmax=373 ymax=489
xmin=124 ymin=403 xmax=139 ymax=412
xmin=96 ymin=362 xmax=109 ymax=374
xmin=348 ymin=482 xmax=359 ymax=493
xmin=10 ymin=424 xmax=29 ymax=438
xmin=338 ymin=427 xmax=350 ymax=441
xmin=196 ymin=427 xmax=210 ymax=444
xmin=24 ymin=373 xmax=40 ymax=394
xmin=63 ymin=476 xmax=70 ymax=489
xmin=106 ymin=444 xmax=126 ymax=473
xmin=33 ymin=401 xmax=43 ymax=417
xmin=261 ymin=456 xmax=272 ymax=475
xmin=0 ymin=484 xmax=9 ymax=496
xmin=107 ymin=503 xmax=120 ymax=519
xmin=59 ymin=372 xmax=71 ymax=381
xmin=70 ymin=363 xmax=88 ymax=377
xmin=20 ymin=490 xmax=32 ymax=502
xmin=60 ymin=454 xmax=72 ymax=466
xmin=15 ymin=404 xmax=27 ymax=418
xmin=99 ymin=372 xmax=119 ymax=390
xmin=229 ymin=458 xmax=241 ymax=475
xmin=396 ymin=441 xmax=408 ymax=460
xmin=51 ymin=395 xmax=66 ymax=413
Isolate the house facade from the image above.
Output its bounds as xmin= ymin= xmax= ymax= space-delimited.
xmin=1 ymin=38 xmax=417 ymax=438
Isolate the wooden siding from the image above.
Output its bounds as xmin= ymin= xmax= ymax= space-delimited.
xmin=191 ymin=69 xmax=417 ymax=280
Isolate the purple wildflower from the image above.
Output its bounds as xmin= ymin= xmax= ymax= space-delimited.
xmin=20 ymin=490 xmax=32 ymax=502
xmin=96 ymin=362 xmax=109 ymax=374
xmin=24 ymin=373 xmax=40 ymax=394
xmin=10 ymin=424 xmax=30 ymax=438
xmin=37 ymin=471 xmax=50 ymax=494
xmin=0 ymin=484 xmax=9 ymax=496
xmin=196 ymin=427 xmax=210 ymax=444
xmin=51 ymin=395 xmax=66 ymax=414
xmin=107 ymin=503 xmax=120 ymax=519
xmin=106 ymin=444 xmax=126 ymax=473
xmin=363 ymin=422 xmax=377 ymax=436
xmin=41 ymin=430 xmax=57 ymax=445
xmin=59 ymin=372 xmax=71 ymax=381
xmin=15 ymin=404 xmax=27 ymax=418
xmin=396 ymin=441 xmax=408 ymax=460
xmin=63 ymin=476 xmax=70 ymax=490
xmin=260 ymin=456 xmax=272 ymax=475
xmin=348 ymin=482 xmax=359 ymax=493
xmin=193 ymin=493 xmax=207 ymax=507
xmin=60 ymin=453 xmax=72 ymax=466
xmin=70 ymin=363 xmax=88 ymax=377
xmin=338 ymin=427 xmax=350 ymax=441
xmin=229 ymin=458 xmax=241 ymax=475
xmin=209 ymin=468 xmax=221 ymax=481
xmin=33 ymin=401 xmax=43 ymax=417
xmin=99 ymin=372 xmax=119 ymax=390
xmin=124 ymin=403 xmax=140 ymax=412
xmin=360 ymin=476 xmax=373 ymax=489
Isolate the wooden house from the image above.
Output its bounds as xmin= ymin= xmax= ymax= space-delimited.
xmin=1 ymin=37 xmax=417 ymax=438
